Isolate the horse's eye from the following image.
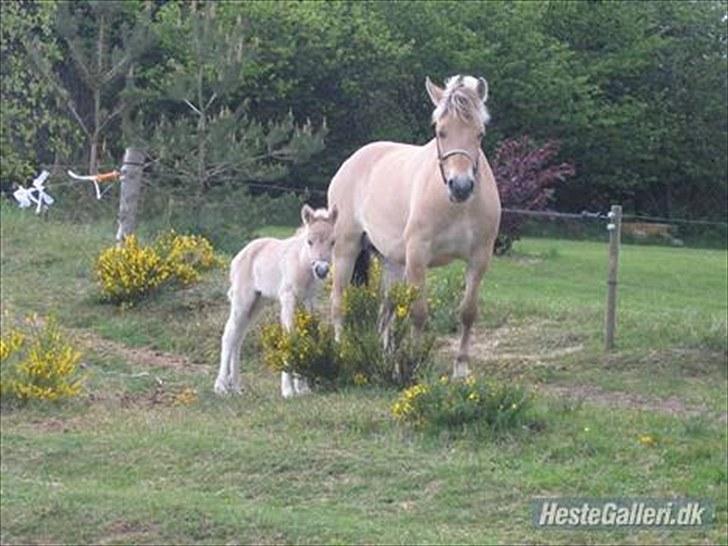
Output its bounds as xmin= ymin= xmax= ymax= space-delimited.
xmin=307 ymin=240 xmax=313 ymax=246
xmin=438 ymin=130 xmax=447 ymax=139
xmin=330 ymin=241 xmax=335 ymax=247
xmin=478 ymin=132 xmax=484 ymax=139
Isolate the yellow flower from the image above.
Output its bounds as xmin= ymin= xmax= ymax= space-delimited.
xmin=467 ymin=391 xmax=479 ymax=402
xmin=639 ymin=434 xmax=657 ymax=447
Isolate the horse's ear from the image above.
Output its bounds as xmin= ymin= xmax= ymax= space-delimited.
xmin=477 ymin=77 xmax=489 ymax=103
xmin=425 ymin=77 xmax=444 ymax=106
xmin=329 ymin=205 xmax=338 ymax=224
xmin=301 ymin=204 xmax=314 ymax=225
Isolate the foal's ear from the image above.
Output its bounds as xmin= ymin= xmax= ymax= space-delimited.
xmin=477 ymin=77 xmax=489 ymax=103
xmin=328 ymin=204 xmax=338 ymax=224
xmin=301 ymin=204 xmax=314 ymax=225
xmin=425 ymin=77 xmax=444 ymax=106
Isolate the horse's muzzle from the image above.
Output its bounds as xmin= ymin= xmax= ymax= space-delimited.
xmin=313 ymin=262 xmax=330 ymax=280
xmin=448 ymin=176 xmax=474 ymax=203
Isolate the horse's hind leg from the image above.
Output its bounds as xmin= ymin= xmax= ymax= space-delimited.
xmin=215 ymin=289 xmax=260 ymax=394
xmin=330 ymin=234 xmax=361 ymax=340
xmin=378 ymin=259 xmax=405 ymax=350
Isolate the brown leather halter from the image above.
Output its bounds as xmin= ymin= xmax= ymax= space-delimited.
xmin=435 ymin=133 xmax=480 ymax=185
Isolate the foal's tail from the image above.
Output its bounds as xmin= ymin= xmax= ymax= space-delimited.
xmin=351 ymin=232 xmax=374 ymax=286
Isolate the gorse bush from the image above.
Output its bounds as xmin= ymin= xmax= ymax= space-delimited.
xmin=260 ymin=309 xmax=338 ymax=383
xmin=0 ymin=316 xmax=83 ymax=402
xmin=391 ymin=376 xmax=531 ymax=434
xmin=94 ymin=230 xmax=223 ymax=304
xmin=259 ymin=256 xmax=435 ymax=389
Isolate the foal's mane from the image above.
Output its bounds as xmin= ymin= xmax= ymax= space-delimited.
xmin=294 ymin=208 xmax=334 ymax=235
xmin=432 ymin=75 xmax=490 ymax=128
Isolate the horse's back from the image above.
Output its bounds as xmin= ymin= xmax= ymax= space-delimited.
xmin=328 ymin=140 xmax=425 ymax=253
xmin=230 ymin=236 xmax=290 ymax=297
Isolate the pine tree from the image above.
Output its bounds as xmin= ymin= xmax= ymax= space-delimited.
xmin=147 ymin=1 xmax=327 ymax=193
xmin=27 ymin=0 xmax=153 ymax=174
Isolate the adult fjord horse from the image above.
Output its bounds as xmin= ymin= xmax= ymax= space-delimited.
xmin=328 ymin=75 xmax=501 ymax=378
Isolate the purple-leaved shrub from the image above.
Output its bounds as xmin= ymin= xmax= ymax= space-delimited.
xmin=493 ymin=136 xmax=575 ymax=254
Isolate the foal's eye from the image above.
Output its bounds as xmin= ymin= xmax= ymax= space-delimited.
xmin=307 ymin=240 xmax=313 ymax=246
xmin=330 ymin=241 xmax=335 ymax=247
xmin=438 ymin=130 xmax=447 ymax=139
xmin=478 ymin=131 xmax=484 ymax=139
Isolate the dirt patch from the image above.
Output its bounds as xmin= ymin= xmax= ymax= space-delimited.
xmin=444 ymin=319 xmax=585 ymax=364
xmin=445 ymin=321 xmax=727 ymax=423
xmin=71 ymin=327 xmax=196 ymax=371
xmin=543 ymin=384 xmax=726 ymax=423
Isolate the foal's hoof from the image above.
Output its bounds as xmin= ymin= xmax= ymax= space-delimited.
xmin=214 ymin=378 xmax=242 ymax=395
xmin=452 ymin=357 xmax=471 ymax=379
xmin=214 ymin=379 xmax=229 ymax=395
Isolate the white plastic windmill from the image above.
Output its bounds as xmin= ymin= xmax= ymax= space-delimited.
xmin=13 ymin=170 xmax=54 ymax=214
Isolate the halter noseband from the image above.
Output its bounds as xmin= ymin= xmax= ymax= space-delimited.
xmin=435 ymin=133 xmax=480 ymax=185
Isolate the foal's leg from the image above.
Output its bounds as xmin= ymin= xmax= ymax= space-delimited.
xmin=453 ymin=254 xmax=490 ymax=379
xmin=215 ymin=289 xmax=258 ymax=394
xmin=228 ymin=293 xmax=264 ymax=392
xmin=279 ymin=288 xmax=297 ymax=398
xmin=292 ymin=296 xmax=316 ymax=396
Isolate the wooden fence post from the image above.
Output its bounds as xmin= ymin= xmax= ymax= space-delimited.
xmin=605 ymin=204 xmax=622 ymax=351
xmin=116 ymin=148 xmax=145 ymax=244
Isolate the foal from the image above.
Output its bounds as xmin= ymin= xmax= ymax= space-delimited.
xmin=214 ymin=205 xmax=338 ymax=397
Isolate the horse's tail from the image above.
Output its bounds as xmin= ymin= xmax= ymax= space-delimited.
xmin=351 ymin=232 xmax=372 ymax=286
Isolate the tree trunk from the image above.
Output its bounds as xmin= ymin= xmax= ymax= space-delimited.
xmin=116 ymin=148 xmax=145 ymax=244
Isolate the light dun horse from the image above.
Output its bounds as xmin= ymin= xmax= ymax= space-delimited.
xmin=215 ymin=205 xmax=337 ymax=397
xmin=328 ymin=75 xmax=501 ymax=378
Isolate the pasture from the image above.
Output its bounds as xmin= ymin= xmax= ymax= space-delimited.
xmin=1 ymin=204 xmax=726 ymax=544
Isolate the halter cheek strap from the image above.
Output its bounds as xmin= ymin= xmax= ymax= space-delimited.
xmin=436 ymin=135 xmax=480 ymax=185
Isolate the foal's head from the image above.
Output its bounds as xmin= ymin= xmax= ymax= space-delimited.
xmin=426 ymin=75 xmax=490 ymax=203
xmin=301 ymin=204 xmax=338 ymax=280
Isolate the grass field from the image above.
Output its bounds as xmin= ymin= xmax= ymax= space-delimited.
xmin=1 ymin=204 xmax=726 ymax=545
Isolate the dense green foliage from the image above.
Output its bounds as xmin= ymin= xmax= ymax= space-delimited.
xmin=1 ymin=0 xmax=726 ymax=220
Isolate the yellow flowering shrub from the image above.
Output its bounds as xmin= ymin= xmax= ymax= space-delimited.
xmin=259 ymin=256 xmax=434 ymax=389
xmin=391 ymin=376 xmax=532 ymax=434
xmin=94 ymin=231 xmax=223 ymax=304
xmin=0 ymin=317 xmax=84 ymax=402
xmin=95 ymin=234 xmax=171 ymax=303
xmin=260 ymin=308 xmax=338 ymax=384
xmin=154 ymin=230 xmax=223 ymax=285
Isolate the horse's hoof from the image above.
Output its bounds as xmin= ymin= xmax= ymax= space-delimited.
xmin=452 ymin=359 xmax=470 ymax=379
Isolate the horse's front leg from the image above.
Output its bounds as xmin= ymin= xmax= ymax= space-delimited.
xmin=279 ymin=288 xmax=296 ymax=399
xmin=454 ymin=255 xmax=490 ymax=379
xmin=405 ymin=244 xmax=429 ymax=332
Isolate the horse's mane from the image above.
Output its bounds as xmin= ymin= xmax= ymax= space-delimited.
xmin=432 ymin=75 xmax=490 ymax=128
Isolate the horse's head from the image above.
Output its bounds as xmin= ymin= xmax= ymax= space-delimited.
xmin=301 ymin=204 xmax=338 ymax=280
xmin=426 ymin=75 xmax=490 ymax=203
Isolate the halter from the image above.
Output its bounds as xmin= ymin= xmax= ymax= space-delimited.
xmin=435 ymin=132 xmax=480 ymax=185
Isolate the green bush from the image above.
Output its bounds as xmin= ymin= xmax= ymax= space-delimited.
xmin=391 ymin=376 xmax=532 ymax=434
xmin=427 ymin=269 xmax=464 ymax=334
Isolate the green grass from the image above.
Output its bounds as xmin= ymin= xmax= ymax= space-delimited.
xmin=1 ymin=205 xmax=726 ymax=544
